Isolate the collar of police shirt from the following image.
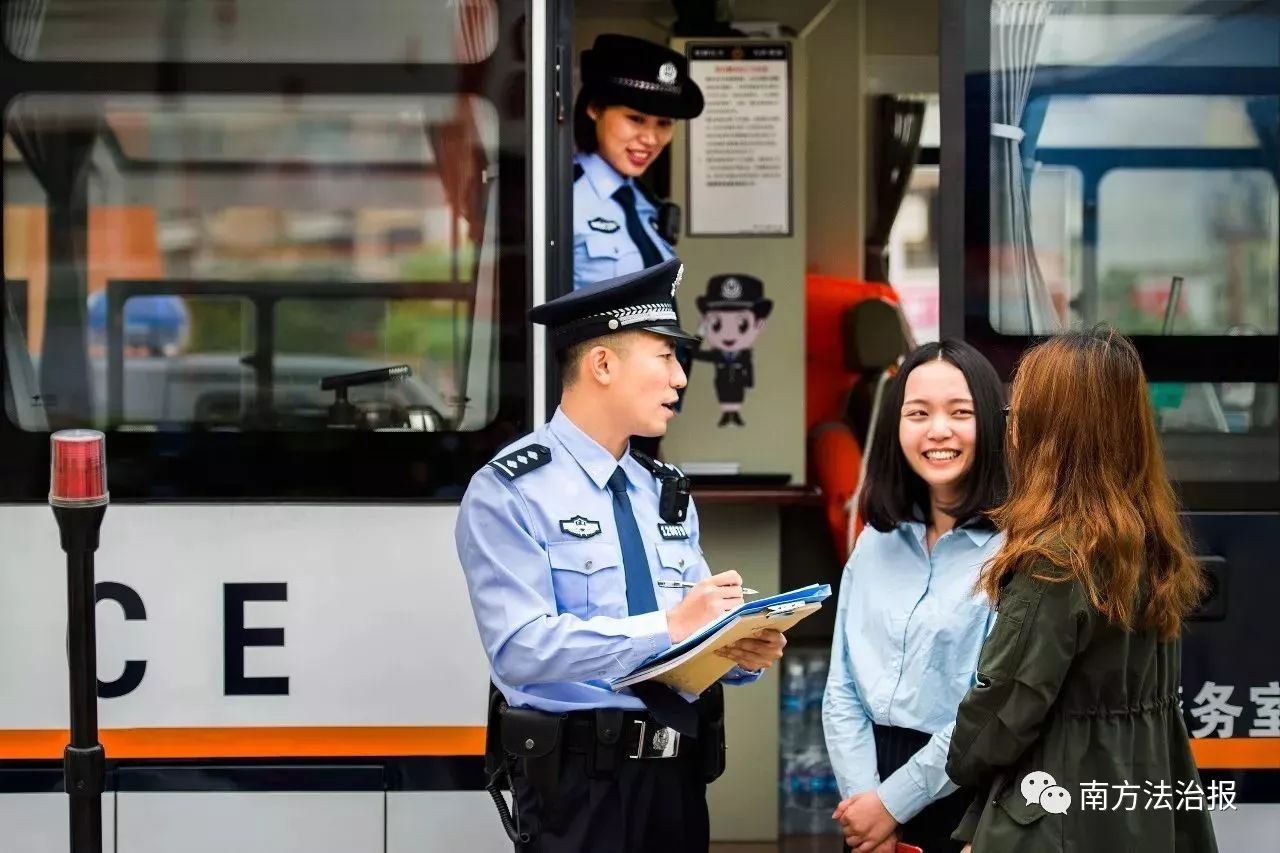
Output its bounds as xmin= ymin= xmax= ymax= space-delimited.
xmin=577 ymin=151 xmax=628 ymax=203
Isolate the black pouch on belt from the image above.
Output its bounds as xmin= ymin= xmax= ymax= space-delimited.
xmin=500 ymin=705 xmax=566 ymax=815
xmin=698 ymin=683 xmax=727 ymax=783
xmin=590 ymin=708 xmax=624 ymax=779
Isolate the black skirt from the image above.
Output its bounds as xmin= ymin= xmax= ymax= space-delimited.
xmin=840 ymin=724 xmax=971 ymax=853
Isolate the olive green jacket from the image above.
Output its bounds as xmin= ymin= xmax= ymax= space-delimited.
xmin=945 ymin=568 xmax=1218 ymax=853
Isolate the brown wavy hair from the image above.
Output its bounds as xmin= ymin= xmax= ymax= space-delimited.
xmin=979 ymin=326 xmax=1204 ymax=639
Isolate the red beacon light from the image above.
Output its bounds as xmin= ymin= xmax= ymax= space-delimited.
xmin=47 ymin=428 xmax=110 ymax=853
xmin=49 ymin=429 xmax=109 ymax=508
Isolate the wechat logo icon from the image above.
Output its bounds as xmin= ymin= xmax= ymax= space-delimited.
xmin=1021 ymin=771 xmax=1072 ymax=814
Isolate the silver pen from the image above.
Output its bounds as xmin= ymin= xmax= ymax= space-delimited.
xmin=657 ymin=580 xmax=759 ymax=595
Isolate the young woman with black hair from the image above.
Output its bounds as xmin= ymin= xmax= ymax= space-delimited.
xmin=822 ymin=340 xmax=1008 ymax=853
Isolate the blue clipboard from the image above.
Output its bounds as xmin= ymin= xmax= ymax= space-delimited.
xmin=623 ymin=583 xmax=831 ymax=674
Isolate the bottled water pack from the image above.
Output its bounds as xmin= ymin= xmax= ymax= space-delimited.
xmin=779 ymin=648 xmax=842 ymax=836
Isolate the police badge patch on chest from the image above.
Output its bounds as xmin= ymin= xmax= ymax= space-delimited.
xmin=657 ymin=523 xmax=688 ymax=541
xmin=560 ymin=516 xmax=602 ymax=539
xmin=587 ymin=217 xmax=620 ymax=233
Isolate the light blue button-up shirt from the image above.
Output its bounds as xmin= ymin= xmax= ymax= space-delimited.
xmin=455 ymin=407 xmax=758 ymax=712
xmin=822 ymin=521 xmax=1003 ymax=824
xmin=572 ymin=152 xmax=675 ymax=291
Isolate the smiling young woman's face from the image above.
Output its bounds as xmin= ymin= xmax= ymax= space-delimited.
xmin=588 ymin=104 xmax=675 ymax=178
xmin=898 ymin=358 xmax=978 ymax=501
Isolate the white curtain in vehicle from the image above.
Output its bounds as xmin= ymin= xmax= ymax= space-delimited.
xmin=3 ymin=293 xmax=47 ymax=430
xmin=990 ymin=0 xmax=1062 ymax=334
xmin=3 ymin=0 xmax=46 ymax=57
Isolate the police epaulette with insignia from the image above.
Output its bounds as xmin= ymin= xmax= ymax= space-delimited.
xmin=630 ymin=449 xmax=685 ymax=479
xmin=489 ymin=444 xmax=552 ymax=480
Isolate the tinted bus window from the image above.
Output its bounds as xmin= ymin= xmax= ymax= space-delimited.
xmin=949 ymin=0 xmax=1279 ymax=498
xmin=4 ymin=94 xmax=501 ymax=434
xmin=4 ymin=0 xmax=499 ymax=64
xmin=1028 ymin=94 xmax=1278 ymax=337
xmin=0 ymin=1 xmax=529 ymax=500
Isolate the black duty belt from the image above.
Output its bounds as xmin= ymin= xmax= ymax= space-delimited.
xmin=563 ymin=711 xmax=685 ymax=760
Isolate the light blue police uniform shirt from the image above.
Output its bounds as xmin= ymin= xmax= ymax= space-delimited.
xmin=455 ymin=407 xmax=759 ymax=713
xmin=821 ymin=521 xmax=1003 ymax=824
xmin=572 ymin=152 xmax=675 ymax=291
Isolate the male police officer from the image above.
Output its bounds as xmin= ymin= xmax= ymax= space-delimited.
xmin=455 ymin=259 xmax=786 ymax=852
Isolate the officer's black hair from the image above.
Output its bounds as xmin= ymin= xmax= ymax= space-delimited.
xmin=557 ymin=331 xmax=638 ymax=386
xmin=860 ymin=339 xmax=1007 ymax=533
xmin=558 ymin=339 xmax=590 ymax=385
xmin=573 ymin=89 xmax=622 ymax=153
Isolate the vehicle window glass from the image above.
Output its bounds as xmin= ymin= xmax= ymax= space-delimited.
xmin=1037 ymin=95 xmax=1267 ymax=148
xmin=4 ymin=0 xmax=499 ymax=64
xmin=998 ymin=94 xmax=1278 ymax=336
xmin=1026 ymin=165 xmax=1083 ymax=332
xmin=889 ymin=165 xmax=941 ymax=343
xmin=105 ymin=294 xmax=252 ymax=429
xmin=1098 ymin=169 xmax=1277 ymax=336
xmin=3 ymin=93 xmax=501 ymax=434
xmin=1155 ymin=381 xmax=1279 ymax=483
xmin=1037 ymin=10 xmax=1277 ymax=68
xmin=970 ymin=0 xmax=1279 ymax=495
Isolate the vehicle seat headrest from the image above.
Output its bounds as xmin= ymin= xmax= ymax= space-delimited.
xmin=843 ymin=298 xmax=907 ymax=372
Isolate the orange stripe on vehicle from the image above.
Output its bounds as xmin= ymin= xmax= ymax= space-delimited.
xmin=1191 ymin=737 xmax=1280 ymax=769
xmin=3 ymin=731 xmax=1273 ymax=767
xmin=0 ymin=726 xmax=486 ymax=760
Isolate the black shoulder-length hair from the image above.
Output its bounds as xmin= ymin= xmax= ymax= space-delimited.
xmin=860 ymin=338 xmax=1007 ymax=533
xmin=573 ymin=89 xmax=622 ymax=152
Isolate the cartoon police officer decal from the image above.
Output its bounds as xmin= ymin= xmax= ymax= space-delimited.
xmin=693 ymin=274 xmax=773 ymax=427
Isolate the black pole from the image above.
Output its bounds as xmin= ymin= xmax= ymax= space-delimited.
xmin=54 ymin=504 xmax=107 ymax=853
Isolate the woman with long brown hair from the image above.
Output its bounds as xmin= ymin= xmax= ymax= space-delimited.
xmin=945 ymin=326 xmax=1218 ymax=852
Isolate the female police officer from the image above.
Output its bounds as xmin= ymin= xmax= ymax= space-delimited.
xmin=455 ymin=260 xmax=785 ymax=852
xmin=572 ymin=34 xmax=703 ymax=290
xmin=572 ymin=35 xmax=703 ymax=455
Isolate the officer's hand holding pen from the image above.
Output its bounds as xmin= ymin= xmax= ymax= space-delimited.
xmin=664 ymin=570 xmax=747 ymax=643
xmin=662 ymin=571 xmax=787 ymax=672
xmin=658 ymin=580 xmax=759 ymax=595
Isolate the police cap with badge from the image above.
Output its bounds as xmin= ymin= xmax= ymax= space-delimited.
xmin=530 ymin=257 xmax=699 ymax=351
xmin=529 ymin=259 xmax=696 ymax=524
xmin=579 ymin=34 xmax=704 ymax=119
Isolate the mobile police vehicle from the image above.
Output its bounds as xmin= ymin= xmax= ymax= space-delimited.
xmin=1 ymin=1 xmax=1275 ymax=851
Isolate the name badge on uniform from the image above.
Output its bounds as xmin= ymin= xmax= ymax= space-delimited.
xmin=588 ymin=217 xmax=620 ymax=233
xmin=560 ymin=516 xmax=602 ymax=539
xmin=657 ymin=523 xmax=688 ymax=541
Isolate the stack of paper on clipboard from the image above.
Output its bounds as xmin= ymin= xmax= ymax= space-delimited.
xmin=610 ymin=583 xmax=831 ymax=695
